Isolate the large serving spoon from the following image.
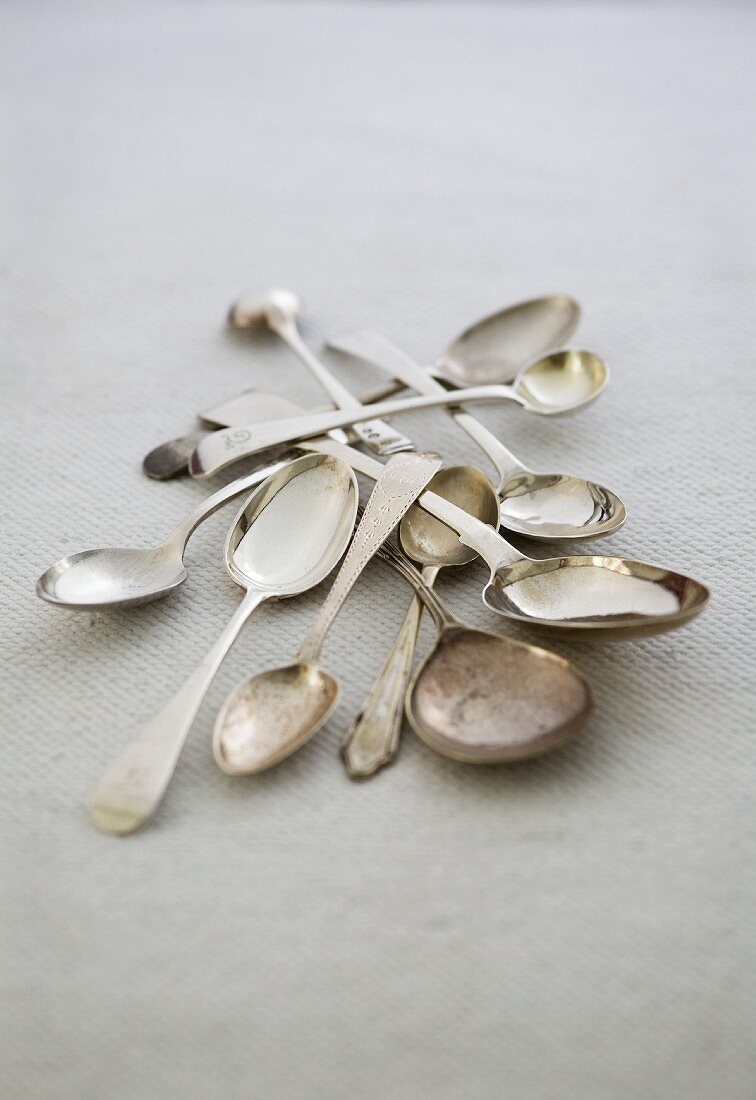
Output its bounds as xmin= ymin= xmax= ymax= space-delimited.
xmin=375 ymin=537 xmax=593 ymax=763
xmin=88 ymin=453 xmax=359 ymax=835
xmin=342 ymin=466 xmax=500 ymax=778
xmin=295 ymin=438 xmax=710 ymax=641
xmin=189 ymin=352 xmax=608 ymax=478
xmin=357 ymin=294 xmax=581 ymax=404
xmin=329 ymin=329 xmax=624 ymax=540
xmin=213 ymin=452 xmax=442 ymax=776
xmin=230 ymin=287 xmax=414 ymax=455
xmin=36 ymin=455 xmax=298 ymax=610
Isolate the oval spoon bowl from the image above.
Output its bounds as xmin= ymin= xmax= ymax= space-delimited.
xmin=498 ymin=471 xmax=627 ymax=540
xmin=515 ymin=349 xmax=607 ymax=415
xmin=214 ymin=661 xmax=339 ymax=775
xmin=36 ymin=546 xmax=187 ymax=610
xmin=399 ymin=465 xmax=500 ymax=567
xmin=437 ymin=295 xmax=581 ymax=386
xmin=406 ymin=626 xmax=593 ymax=763
xmin=484 ymin=556 xmax=710 ymax=639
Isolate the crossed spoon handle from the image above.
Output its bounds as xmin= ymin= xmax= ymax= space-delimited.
xmin=189 ymin=384 xmax=534 ymax=478
xmin=327 ymin=329 xmax=527 ymax=486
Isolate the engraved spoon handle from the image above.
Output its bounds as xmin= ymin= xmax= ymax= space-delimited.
xmin=88 ymin=587 xmax=268 ymax=835
xmin=342 ymin=565 xmax=439 ymax=778
xmin=296 ymin=453 xmax=442 ymax=663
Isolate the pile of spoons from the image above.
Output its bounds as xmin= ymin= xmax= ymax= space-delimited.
xmin=36 ymin=287 xmax=710 ymax=835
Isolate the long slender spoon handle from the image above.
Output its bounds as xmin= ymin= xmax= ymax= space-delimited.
xmin=88 ymin=588 xmax=268 ymax=835
xmin=342 ymin=565 xmax=439 ymax=778
xmin=296 ymin=453 xmax=442 ymax=664
xmin=328 ymin=330 xmax=525 ymax=487
xmin=269 ymin=312 xmax=414 ymax=456
xmin=189 ymin=383 xmax=524 ymax=478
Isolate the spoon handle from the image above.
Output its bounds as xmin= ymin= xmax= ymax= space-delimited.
xmin=328 ymin=330 xmax=525 ymax=486
xmin=88 ymin=587 xmax=268 ymax=835
xmin=342 ymin=565 xmax=438 ymax=779
xmin=189 ymin=384 xmax=523 ymax=479
xmin=272 ymin=316 xmax=415 ymax=456
xmin=296 ymin=452 xmax=442 ymax=664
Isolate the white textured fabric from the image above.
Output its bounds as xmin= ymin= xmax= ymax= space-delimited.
xmin=2 ymin=3 xmax=755 ymax=1098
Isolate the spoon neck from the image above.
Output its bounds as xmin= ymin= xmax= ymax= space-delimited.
xmin=375 ymin=543 xmax=455 ymax=632
xmin=168 ymin=460 xmax=292 ymax=549
xmin=447 ymin=409 xmax=525 ymax=485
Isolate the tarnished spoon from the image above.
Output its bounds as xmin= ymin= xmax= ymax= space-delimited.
xmin=358 ymin=294 xmax=581 ymax=403
xmin=189 ymin=353 xmax=608 ymax=479
xmin=88 ymin=453 xmax=358 ymax=835
xmin=342 ymin=465 xmax=500 ymax=778
xmin=230 ymin=287 xmax=414 ymax=455
xmin=376 ymin=537 xmax=593 ymax=763
xmin=328 ymin=329 xmax=624 ymax=540
xmin=213 ymin=452 xmax=442 ymax=776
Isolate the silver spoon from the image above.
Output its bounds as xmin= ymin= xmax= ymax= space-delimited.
xmin=213 ymin=451 xmax=442 ymax=776
xmin=342 ymin=465 xmax=500 ymax=778
xmin=358 ymin=294 xmax=581 ymax=403
xmin=35 ymin=455 xmax=305 ymax=610
xmin=88 ymin=453 xmax=359 ymax=835
xmin=189 ymin=354 xmax=608 ymax=479
xmin=376 ymin=537 xmax=593 ymax=763
xmin=230 ymin=287 xmax=414 ymax=455
xmin=328 ymin=329 xmax=624 ymax=540
xmin=295 ymin=438 xmax=710 ymax=641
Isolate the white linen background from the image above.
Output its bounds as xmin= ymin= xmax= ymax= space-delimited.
xmin=2 ymin=2 xmax=755 ymax=1097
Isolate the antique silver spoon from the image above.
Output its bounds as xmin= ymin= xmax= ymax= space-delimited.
xmin=88 ymin=453 xmax=359 ymax=834
xmin=189 ymin=353 xmax=608 ymax=478
xmin=328 ymin=329 xmax=624 ymax=540
xmin=213 ymin=452 xmax=442 ymax=776
xmin=376 ymin=537 xmax=593 ymax=763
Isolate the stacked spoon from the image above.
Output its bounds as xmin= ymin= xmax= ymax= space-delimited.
xmin=36 ymin=287 xmax=710 ymax=834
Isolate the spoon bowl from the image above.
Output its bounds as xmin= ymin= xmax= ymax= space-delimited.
xmin=513 ymin=349 xmax=607 ymax=415
xmin=36 ymin=545 xmax=187 ymax=610
xmin=497 ymin=470 xmax=626 ymax=540
xmin=406 ymin=625 xmax=592 ymax=763
xmin=483 ymin=555 xmax=710 ymax=640
xmin=436 ymin=295 xmax=581 ymax=386
xmin=215 ymin=661 xmax=340 ymax=775
xmin=399 ymin=465 xmax=500 ymax=567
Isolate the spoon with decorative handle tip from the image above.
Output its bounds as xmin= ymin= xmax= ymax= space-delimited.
xmin=230 ymin=288 xmax=414 ymax=455
xmin=189 ymin=355 xmax=607 ymax=479
xmin=213 ymin=452 xmax=442 ymax=777
xmin=328 ymin=329 xmax=625 ymax=541
xmin=88 ymin=454 xmax=359 ymax=835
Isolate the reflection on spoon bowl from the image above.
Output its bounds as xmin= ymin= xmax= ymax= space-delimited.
xmin=484 ymin=556 xmax=709 ymax=640
xmin=406 ymin=626 xmax=592 ymax=763
xmin=214 ymin=661 xmax=339 ymax=776
xmin=36 ymin=546 xmax=187 ymax=610
xmin=514 ymin=349 xmax=607 ymax=415
xmin=498 ymin=470 xmax=626 ymax=540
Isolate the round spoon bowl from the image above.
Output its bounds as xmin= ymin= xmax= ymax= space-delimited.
xmin=498 ymin=471 xmax=627 ymax=540
xmin=514 ymin=349 xmax=607 ymax=415
xmin=399 ymin=466 xmax=500 ymax=567
xmin=483 ymin=556 xmax=710 ymax=639
xmin=437 ymin=295 xmax=581 ymax=386
xmin=406 ymin=625 xmax=593 ymax=763
xmin=214 ymin=661 xmax=339 ymax=775
xmin=36 ymin=545 xmax=186 ymax=610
